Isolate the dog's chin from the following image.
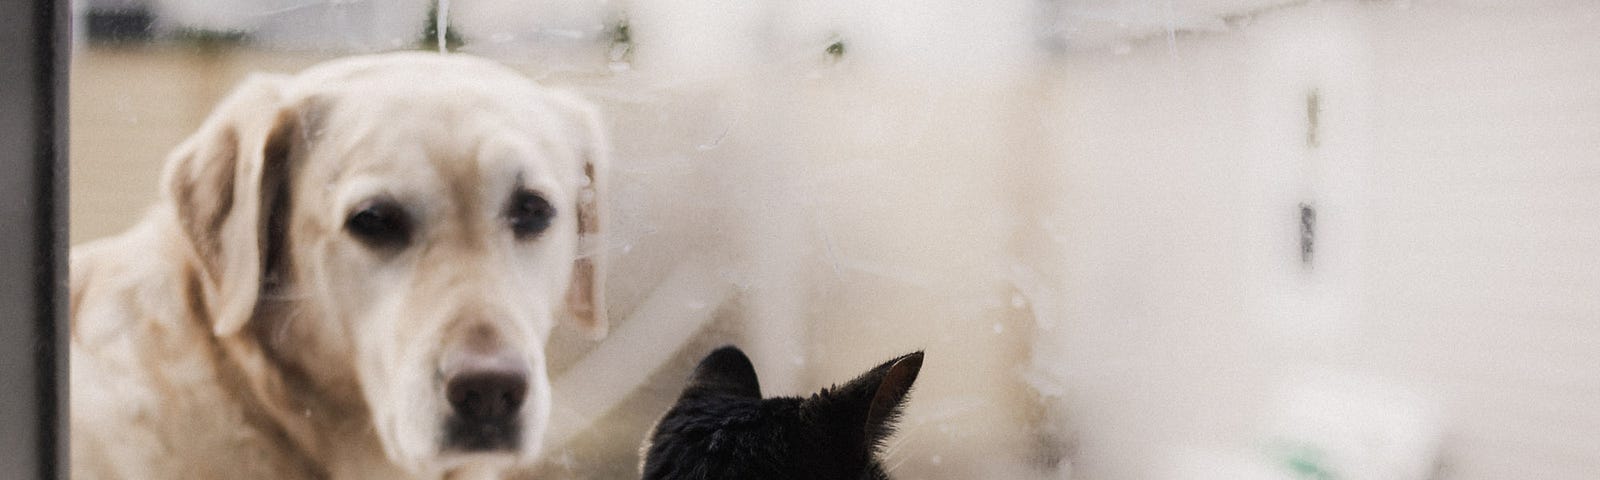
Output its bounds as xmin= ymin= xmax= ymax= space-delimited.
xmin=383 ymin=417 xmax=547 ymax=477
xmin=432 ymin=450 xmax=523 ymax=475
xmin=428 ymin=434 xmax=546 ymax=477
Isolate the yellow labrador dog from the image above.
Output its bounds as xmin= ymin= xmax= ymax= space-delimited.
xmin=70 ymin=53 xmax=607 ymax=479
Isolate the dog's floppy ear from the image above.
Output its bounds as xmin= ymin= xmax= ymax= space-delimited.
xmin=163 ymin=73 xmax=297 ymax=337
xmin=555 ymin=94 xmax=609 ymax=339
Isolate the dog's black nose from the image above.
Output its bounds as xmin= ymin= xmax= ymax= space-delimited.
xmin=441 ymin=346 xmax=530 ymax=451
xmin=446 ymin=370 xmax=528 ymax=421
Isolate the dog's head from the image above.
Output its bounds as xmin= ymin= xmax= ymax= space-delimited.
xmin=162 ymin=53 xmax=607 ymax=474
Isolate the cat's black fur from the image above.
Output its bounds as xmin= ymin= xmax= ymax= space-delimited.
xmin=641 ymin=346 xmax=924 ymax=480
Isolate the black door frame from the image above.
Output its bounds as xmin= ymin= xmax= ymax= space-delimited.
xmin=0 ymin=0 xmax=68 ymax=478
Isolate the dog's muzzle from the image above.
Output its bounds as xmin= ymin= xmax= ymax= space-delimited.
xmin=441 ymin=346 xmax=530 ymax=452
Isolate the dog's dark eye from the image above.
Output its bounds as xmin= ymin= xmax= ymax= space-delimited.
xmin=508 ymin=190 xmax=555 ymax=239
xmin=345 ymin=201 xmax=411 ymax=249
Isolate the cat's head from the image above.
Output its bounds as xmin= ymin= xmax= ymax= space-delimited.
xmin=641 ymin=346 xmax=924 ymax=480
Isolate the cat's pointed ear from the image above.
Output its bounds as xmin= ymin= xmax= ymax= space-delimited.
xmin=863 ymin=351 xmax=923 ymax=445
xmin=683 ymin=346 xmax=762 ymax=399
xmin=829 ymin=351 xmax=924 ymax=447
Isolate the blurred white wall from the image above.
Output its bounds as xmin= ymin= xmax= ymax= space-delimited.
xmin=1030 ymin=2 xmax=1600 ymax=479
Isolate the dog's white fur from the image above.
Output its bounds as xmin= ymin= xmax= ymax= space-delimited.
xmin=70 ymin=52 xmax=608 ymax=479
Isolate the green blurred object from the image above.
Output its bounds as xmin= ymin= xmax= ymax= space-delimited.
xmin=419 ymin=1 xmax=463 ymax=52
xmin=1272 ymin=442 xmax=1337 ymax=480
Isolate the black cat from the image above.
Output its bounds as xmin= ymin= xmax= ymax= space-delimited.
xmin=641 ymin=346 xmax=924 ymax=480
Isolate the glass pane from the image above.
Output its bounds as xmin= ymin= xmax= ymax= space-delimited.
xmin=69 ymin=1 xmax=1600 ymax=479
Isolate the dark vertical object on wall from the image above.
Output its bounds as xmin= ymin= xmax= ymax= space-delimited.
xmin=1299 ymin=202 xmax=1316 ymax=267
xmin=1300 ymin=89 xmax=1320 ymax=270
xmin=0 ymin=0 xmax=67 ymax=478
xmin=1305 ymin=89 xmax=1322 ymax=149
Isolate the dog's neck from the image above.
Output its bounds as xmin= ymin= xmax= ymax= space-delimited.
xmin=320 ymin=429 xmax=415 ymax=480
xmin=171 ymin=263 xmax=324 ymax=476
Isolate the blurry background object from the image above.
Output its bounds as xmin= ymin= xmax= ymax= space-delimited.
xmin=70 ymin=1 xmax=1600 ymax=479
